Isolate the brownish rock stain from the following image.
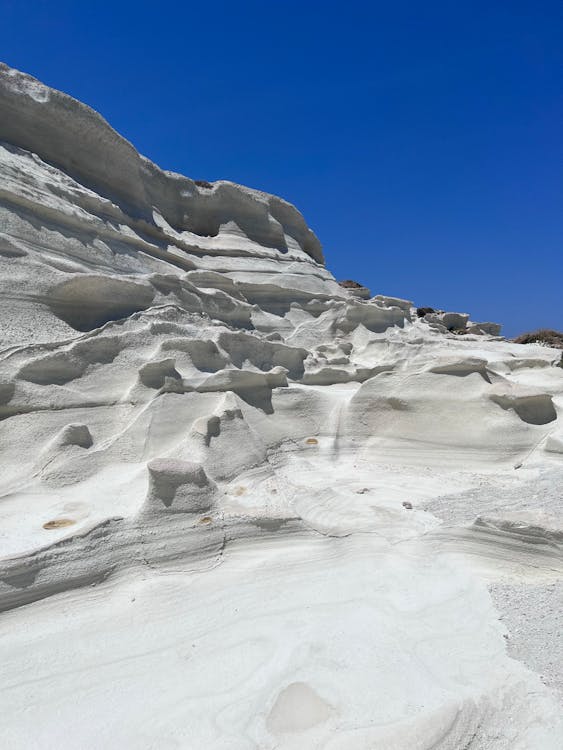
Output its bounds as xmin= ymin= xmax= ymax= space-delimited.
xmin=43 ymin=518 xmax=76 ymax=530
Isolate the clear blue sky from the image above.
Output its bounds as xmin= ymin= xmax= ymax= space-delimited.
xmin=3 ymin=1 xmax=562 ymax=335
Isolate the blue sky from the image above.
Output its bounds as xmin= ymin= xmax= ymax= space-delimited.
xmin=3 ymin=1 xmax=562 ymax=335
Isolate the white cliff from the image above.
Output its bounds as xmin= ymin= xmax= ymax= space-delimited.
xmin=0 ymin=64 xmax=562 ymax=749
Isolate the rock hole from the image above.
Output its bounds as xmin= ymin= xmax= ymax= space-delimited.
xmin=490 ymin=394 xmax=557 ymax=425
xmin=139 ymin=359 xmax=181 ymax=389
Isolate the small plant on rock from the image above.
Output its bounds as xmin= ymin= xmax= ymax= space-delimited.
xmin=513 ymin=329 xmax=563 ymax=349
xmin=416 ymin=307 xmax=435 ymax=317
xmin=338 ymin=279 xmax=364 ymax=289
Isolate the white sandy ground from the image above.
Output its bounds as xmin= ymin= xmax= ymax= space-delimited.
xmin=0 ymin=63 xmax=562 ymax=748
xmin=1 ymin=459 xmax=562 ymax=750
xmin=1 ymin=453 xmax=562 ymax=749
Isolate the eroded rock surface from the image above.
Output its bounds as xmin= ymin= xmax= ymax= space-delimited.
xmin=0 ymin=64 xmax=562 ymax=749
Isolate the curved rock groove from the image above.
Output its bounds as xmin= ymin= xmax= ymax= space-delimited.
xmin=47 ymin=275 xmax=156 ymax=331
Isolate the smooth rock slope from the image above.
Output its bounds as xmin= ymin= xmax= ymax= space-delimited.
xmin=0 ymin=64 xmax=562 ymax=749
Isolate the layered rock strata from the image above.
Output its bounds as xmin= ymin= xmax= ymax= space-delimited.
xmin=0 ymin=64 xmax=562 ymax=749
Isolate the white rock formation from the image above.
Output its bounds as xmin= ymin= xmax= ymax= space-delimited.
xmin=0 ymin=64 xmax=562 ymax=749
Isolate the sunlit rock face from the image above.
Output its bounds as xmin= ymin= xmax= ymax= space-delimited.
xmin=1 ymin=63 xmax=562 ymax=749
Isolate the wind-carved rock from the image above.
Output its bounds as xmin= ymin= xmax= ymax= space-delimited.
xmin=145 ymin=459 xmax=215 ymax=512
xmin=0 ymin=63 xmax=561 ymax=750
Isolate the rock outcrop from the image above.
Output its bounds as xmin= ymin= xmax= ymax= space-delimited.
xmin=0 ymin=64 xmax=562 ymax=750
